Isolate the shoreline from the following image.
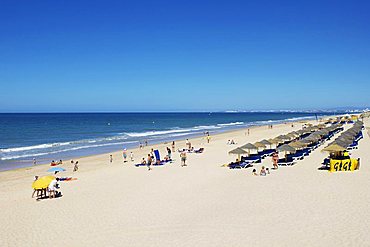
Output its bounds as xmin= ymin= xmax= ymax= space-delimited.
xmin=0 ymin=113 xmax=339 ymax=171
xmin=0 ymin=117 xmax=318 ymax=180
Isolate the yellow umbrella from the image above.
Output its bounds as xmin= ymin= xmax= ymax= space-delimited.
xmin=32 ymin=176 xmax=55 ymax=190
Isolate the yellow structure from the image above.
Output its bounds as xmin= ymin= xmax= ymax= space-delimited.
xmin=329 ymin=158 xmax=359 ymax=172
xmin=32 ymin=176 xmax=55 ymax=189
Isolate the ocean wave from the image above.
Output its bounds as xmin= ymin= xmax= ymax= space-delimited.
xmin=0 ymin=141 xmax=138 ymax=160
xmin=217 ymin=122 xmax=244 ymax=127
xmin=0 ymin=142 xmax=70 ymax=153
xmin=125 ymin=125 xmax=222 ymax=137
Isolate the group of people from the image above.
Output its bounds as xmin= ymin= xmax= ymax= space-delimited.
xmin=32 ymin=176 xmax=61 ymax=200
xmin=252 ymin=166 xmax=270 ymax=176
xmin=252 ymin=152 xmax=279 ymax=176
xmin=227 ymin=139 xmax=236 ymax=145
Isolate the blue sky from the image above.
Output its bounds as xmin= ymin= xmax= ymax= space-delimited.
xmin=0 ymin=0 xmax=369 ymax=112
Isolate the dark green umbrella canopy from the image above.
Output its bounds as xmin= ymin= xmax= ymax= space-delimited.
xmin=240 ymin=143 xmax=257 ymax=150
xmin=277 ymin=144 xmax=296 ymax=153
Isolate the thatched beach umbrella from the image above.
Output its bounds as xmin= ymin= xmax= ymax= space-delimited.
xmin=277 ymin=144 xmax=296 ymax=153
xmin=240 ymin=143 xmax=258 ymax=155
xmin=260 ymin=139 xmax=272 ymax=145
xmin=229 ymin=147 xmax=248 ymax=160
xmin=269 ymin=138 xmax=282 ymax=144
xmin=289 ymin=141 xmax=307 ymax=149
xmin=260 ymin=139 xmax=273 ymax=149
xmin=254 ymin=142 xmax=266 ymax=149
xmin=322 ymin=143 xmax=347 ymax=153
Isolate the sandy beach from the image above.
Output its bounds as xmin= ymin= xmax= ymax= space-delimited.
xmin=1 ymin=118 xmax=369 ymax=247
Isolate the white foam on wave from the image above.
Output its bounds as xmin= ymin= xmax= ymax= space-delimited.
xmin=0 ymin=141 xmax=138 ymax=160
xmin=217 ymin=122 xmax=244 ymax=127
xmin=0 ymin=142 xmax=70 ymax=153
xmin=125 ymin=125 xmax=222 ymax=138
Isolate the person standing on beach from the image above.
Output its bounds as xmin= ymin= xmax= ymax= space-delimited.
xmin=146 ymin=154 xmax=152 ymax=171
xmin=110 ymin=155 xmax=113 ymax=163
xmin=248 ymin=129 xmax=250 ymax=135
xmin=206 ymin=134 xmax=211 ymax=143
xmin=145 ymin=140 xmax=148 ymax=146
xmin=180 ymin=151 xmax=187 ymax=167
xmin=130 ymin=152 xmax=134 ymax=162
xmin=123 ymin=149 xmax=127 ymax=163
xmin=167 ymin=147 xmax=172 ymax=159
xmin=33 ymin=158 xmax=36 ymax=166
xmin=272 ymin=153 xmax=279 ymax=169
xmin=172 ymin=141 xmax=175 ymax=152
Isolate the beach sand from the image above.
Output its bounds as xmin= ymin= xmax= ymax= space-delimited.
xmin=1 ymin=118 xmax=370 ymax=247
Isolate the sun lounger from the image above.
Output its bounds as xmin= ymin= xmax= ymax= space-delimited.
xmin=277 ymin=157 xmax=295 ymax=166
xmin=152 ymin=150 xmax=171 ymax=166
xmin=229 ymin=161 xmax=253 ymax=169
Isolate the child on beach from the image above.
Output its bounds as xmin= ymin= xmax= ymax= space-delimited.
xmin=130 ymin=152 xmax=134 ymax=162
xmin=252 ymin=169 xmax=258 ymax=176
xmin=266 ymin=167 xmax=270 ymax=174
xmin=260 ymin=166 xmax=267 ymax=176
xmin=110 ymin=155 xmax=113 ymax=163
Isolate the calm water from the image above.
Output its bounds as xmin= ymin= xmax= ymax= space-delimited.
xmin=0 ymin=112 xmax=338 ymax=170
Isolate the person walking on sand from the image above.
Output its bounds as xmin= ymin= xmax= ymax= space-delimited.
xmin=130 ymin=151 xmax=134 ymax=162
xmin=123 ymin=149 xmax=127 ymax=163
xmin=248 ymin=129 xmax=250 ymax=135
xmin=180 ymin=151 xmax=187 ymax=167
xmin=73 ymin=161 xmax=79 ymax=172
xmin=33 ymin=158 xmax=36 ymax=166
xmin=109 ymin=154 xmax=113 ymax=163
xmin=272 ymin=152 xmax=279 ymax=169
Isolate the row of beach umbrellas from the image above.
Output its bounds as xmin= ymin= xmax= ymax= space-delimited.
xmin=229 ymin=123 xmax=342 ymax=157
xmin=322 ymin=121 xmax=363 ymax=152
xmin=276 ymin=124 xmax=342 ymax=154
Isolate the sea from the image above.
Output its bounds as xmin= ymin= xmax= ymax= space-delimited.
xmin=0 ymin=112 xmax=340 ymax=171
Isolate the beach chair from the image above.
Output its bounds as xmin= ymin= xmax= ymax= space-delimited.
xmin=242 ymin=154 xmax=262 ymax=163
xmin=194 ymin=147 xmax=204 ymax=153
xmin=152 ymin=150 xmax=172 ymax=166
xmin=277 ymin=157 xmax=295 ymax=166
xmin=229 ymin=161 xmax=253 ymax=169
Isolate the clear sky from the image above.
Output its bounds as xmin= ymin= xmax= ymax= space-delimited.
xmin=0 ymin=0 xmax=369 ymax=112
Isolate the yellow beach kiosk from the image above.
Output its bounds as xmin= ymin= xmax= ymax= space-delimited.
xmin=322 ymin=144 xmax=360 ymax=172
